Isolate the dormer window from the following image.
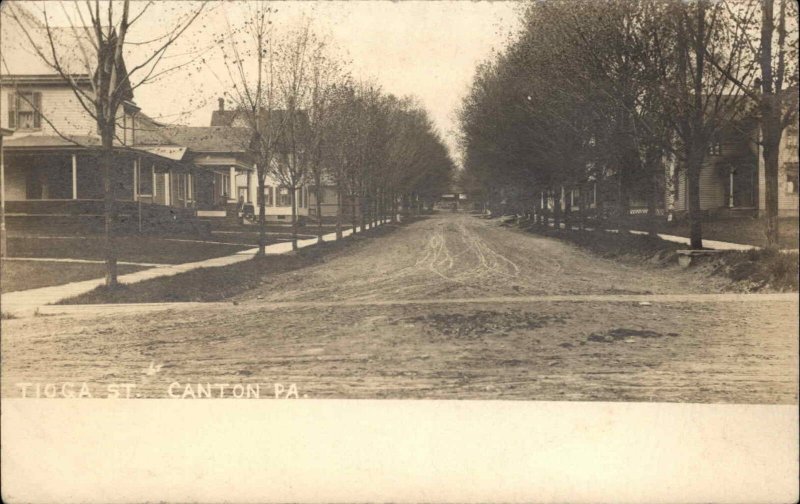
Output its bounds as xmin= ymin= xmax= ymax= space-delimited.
xmin=8 ymin=91 xmax=42 ymax=130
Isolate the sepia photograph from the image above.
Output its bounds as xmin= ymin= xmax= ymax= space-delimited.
xmin=0 ymin=0 xmax=798 ymax=501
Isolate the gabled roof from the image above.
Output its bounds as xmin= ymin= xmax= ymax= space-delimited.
xmin=159 ymin=126 xmax=251 ymax=153
xmin=210 ymin=109 xmax=240 ymax=127
xmin=210 ymin=108 xmax=309 ymax=134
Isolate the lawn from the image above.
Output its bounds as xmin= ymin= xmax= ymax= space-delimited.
xmin=1 ymin=260 xmax=148 ymax=293
xmin=208 ymin=230 xmax=315 ymax=245
xmin=206 ymin=224 xmax=356 ymax=245
xmin=656 ymin=216 xmax=799 ymax=249
xmin=526 ymin=226 xmax=799 ymax=292
xmin=58 ymin=223 xmax=400 ymax=304
xmin=6 ymin=235 xmax=253 ymax=264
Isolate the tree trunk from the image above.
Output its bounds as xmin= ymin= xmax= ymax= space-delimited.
xmin=374 ymin=191 xmax=380 ymax=226
xmin=647 ymin=154 xmax=660 ymax=237
xmin=291 ymin=187 xmax=298 ymax=251
xmin=762 ymin=126 xmax=781 ymax=248
xmin=101 ymin=135 xmax=118 ymax=287
xmin=360 ymin=194 xmax=367 ymax=232
xmin=618 ymin=162 xmax=631 ymax=233
xmin=351 ymin=193 xmax=358 ymax=235
xmin=336 ymin=188 xmax=343 ymax=241
xmin=760 ymin=0 xmax=780 ymax=249
xmin=596 ymin=180 xmax=604 ymax=227
xmin=258 ymin=173 xmax=267 ymax=256
xmin=687 ymin=147 xmax=704 ymax=249
xmin=553 ymin=189 xmax=562 ymax=230
xmin=315 ymin=183 xmax=323 ymax=243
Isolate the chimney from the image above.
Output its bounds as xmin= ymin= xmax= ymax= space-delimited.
xmin=218 ymin=97 xmax=225 ymax=111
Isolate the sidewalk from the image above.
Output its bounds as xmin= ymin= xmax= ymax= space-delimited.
xmin=541 ymin=220 xmax=766 ymax=251
xmin=1 ymin=220 xmax=385 ymax=317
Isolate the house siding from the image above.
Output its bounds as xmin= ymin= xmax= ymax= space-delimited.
xmin=758 ymin=122 xmax=800 ymax=216
xmin=673 ymin=161 xmax=726 ymax=211
xmin=1 ymin=86 xmax=98 ymax=138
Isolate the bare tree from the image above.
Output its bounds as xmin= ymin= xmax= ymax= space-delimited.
xmin=217 ymin=1 xmax=278 ymax=256
xmin=271 ymin=22 xmax=317 ymax=251
xmin=325 ymin=82 xmax=361 ymax=239
xmin=306 ymin=38 xmax=347 ymax=243
xmin=4 ymin=0 xmax=206 ymax=286
xmin=711 ymin=0 xmax=799 ymax=248
xmin=660 ymin=0 xmax=757 ymax=248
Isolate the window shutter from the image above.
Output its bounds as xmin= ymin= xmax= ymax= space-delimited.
xmin=33 ymin=92 xmax=42 ymax=128
xmin=8 ymin=93 xmax=15 ymax=129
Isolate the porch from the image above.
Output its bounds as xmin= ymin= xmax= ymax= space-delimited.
xmin=1 ymin=149 xmax=202 ymax=234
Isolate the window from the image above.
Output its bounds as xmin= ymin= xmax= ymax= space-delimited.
xmin=786 ymin=162 xmax=799 ymax=195
xmin=278 ymin=187 xmax=292 ymax=207
xmin=707 ymin=133 xmax=722 ymax=156
xmin=186 ymin=173 xmax=193 ymax=201
xmin=217 ymin=172 xmax=230 ymax=198
xmin=786 ymin=128 xmax=798 ymax=150
xmin=138 ymin=163 xmax=154 ymax=196
xmin=122 ymin=113 xmax=137 ymax=144
xmin=258 ymin=186 xmax=274 ymax=206
xmin=8 ymin=91 xmax=42 ymax=129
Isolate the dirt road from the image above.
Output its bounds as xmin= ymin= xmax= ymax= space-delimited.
xmin=2 ymin=214 xmax=797 ymax=402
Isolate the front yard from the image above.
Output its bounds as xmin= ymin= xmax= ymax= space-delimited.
xmin=524 ymin=226 xmax=799 ymax=293
xmin=657 ymin=216 xmax=799 ymax=250
xmin=1 ymin=260 xmax=148 ymax=293
xmin=58 ymin=224 xmax=398 ymax=304
xmin=2 ymin=234 xmax=254 ymax=294
xmin=6 ymin=235 xmax=253 ymax=264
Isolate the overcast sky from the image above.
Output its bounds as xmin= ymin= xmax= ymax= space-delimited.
xmin=17 ymin=1 xmax=522 ymax=167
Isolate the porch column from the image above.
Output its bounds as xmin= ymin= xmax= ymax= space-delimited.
xmin=71 ymin=154 xmax=78 ymax=199
xmin=164 ymin=171 xmax=171 ymax=206
xmin=229 ymin=166 xmax=236 ymax=202
xmin=133 ymin=158 xmax=138 ymax=201
xmin=248 ymin=167 xmax=255 ymax=204
xmin=729 ymin=172 xmax=734 ymax=208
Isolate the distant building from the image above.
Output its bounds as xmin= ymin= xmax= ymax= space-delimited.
xmin=666 ymin=114 xmax=799 ymax=218
xmin=207 ymin=99 xmax=312 ymax=221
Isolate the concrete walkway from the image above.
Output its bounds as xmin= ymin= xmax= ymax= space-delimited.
xmin=1 ymin=220 xmax=387 ymax=317
xmin=1 ymin=257 xmax=169 ymax=267
xmin=540 ymin=219 xmax=763 ymax=251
